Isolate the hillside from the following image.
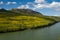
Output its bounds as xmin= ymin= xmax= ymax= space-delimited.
xmin=11 ymin=9 xmax=43 ymax=17
xmin=0 ymin=9 xmax=58 ymax=32
xmin=44 ymin=16 xmax=60 ymax=22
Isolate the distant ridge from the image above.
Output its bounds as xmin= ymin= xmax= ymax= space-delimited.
xmin=11 ymin=9 xmax=43 ymax=17
xmin=0 ymin=8 xmax=43 ymax=17
xmin=0 ymin=8 xmax=8 ymax=12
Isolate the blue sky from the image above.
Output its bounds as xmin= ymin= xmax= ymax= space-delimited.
xmin=0 ymin=0 xmax=60 ymax=16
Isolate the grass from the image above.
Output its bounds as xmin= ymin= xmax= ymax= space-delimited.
xmin=0 ymin=16 xmax=54 ymax=32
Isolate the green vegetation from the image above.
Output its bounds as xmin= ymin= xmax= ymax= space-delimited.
xmin=0 ymin=9 xmax=59 ymax=32
xmin=44 ymin=16 xmax=60 ymax=22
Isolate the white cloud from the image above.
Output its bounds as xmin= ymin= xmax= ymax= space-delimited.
xmin=48 ymin=2 xmax=60 ymax=11
xmin=34 ymin=4 xmax=47 ymax=9
xmin=49 ymin=2 xmax=60 ymax=8
xmin=6 ymin=2 xmax=17 ymax=5
xmin=33 ymin=1 xmax=60 ymax=11
xmin=17 ymin=5 xmax=29 ymax=9
xmin=12 ymin=2 xmax=17 ymax=4
xmin=34 ymin=0 xmax=45 ymax=3
xmin=27 ymin=2 xmax=33 ymax=4
xmin=53 ymin=15 xmax=60 ymax=16
xmin=0 ymin=1 xmax=3 ymax=5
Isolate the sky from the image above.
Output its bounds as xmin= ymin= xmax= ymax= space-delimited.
xmin=0 ymin=0 xmax=60 ymax=16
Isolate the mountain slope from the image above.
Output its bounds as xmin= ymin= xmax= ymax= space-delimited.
xmin=11 ymin=9 xmax=43 ymax=17
xmin=0 ymin=9 xmax=57 ymax=32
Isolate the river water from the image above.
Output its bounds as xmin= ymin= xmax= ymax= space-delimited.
xmin=0 ymin=23 xmax=60 ymax=40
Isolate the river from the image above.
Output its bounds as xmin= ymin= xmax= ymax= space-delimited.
xmin=0 ymin=23 xmax=60 ymax=40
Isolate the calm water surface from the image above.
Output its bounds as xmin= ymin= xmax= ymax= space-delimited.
xmin=0 ymin=23 xmax=60 ymax=40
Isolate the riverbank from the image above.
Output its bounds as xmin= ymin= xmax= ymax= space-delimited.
xmin=31 ymin=21 xmax=58 ymax=29
xmin=0 ymin=22 xmax=60 ymax=40
xmin=0 ymin=21 xmax=58 ymax=33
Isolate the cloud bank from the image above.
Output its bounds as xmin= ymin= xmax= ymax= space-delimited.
xmin=17 ymin=5 xmax=29 ymax=9
xmin=6 ymin=2 xmax=17 ymax=5
xmin=17 ymin=0 xmax=60 ymax=11
xmin=0 ymin=0 xmax=60 ymax=11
